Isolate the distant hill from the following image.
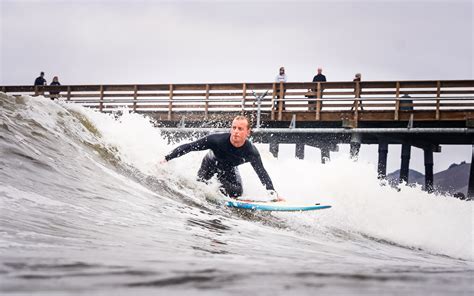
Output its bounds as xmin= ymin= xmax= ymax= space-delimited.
xmin=387 ymin=162 xmax=471 ymax=196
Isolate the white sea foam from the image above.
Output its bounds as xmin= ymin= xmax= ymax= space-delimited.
xmin=62 ymin=101 xmax=474 ymax=261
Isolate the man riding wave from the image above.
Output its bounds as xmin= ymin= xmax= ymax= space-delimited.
xmin=161 ymin=116 xmax=284 ymax=201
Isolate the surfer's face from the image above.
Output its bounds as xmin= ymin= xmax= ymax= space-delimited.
xmin=230 ymin=119 xmax=250 ymax=148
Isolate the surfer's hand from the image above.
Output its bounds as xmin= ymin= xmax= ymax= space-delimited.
xmin=159 ymin=158 xmax=167 ymax=165
xmin=276 ymin=196 xmax=286 ymax=202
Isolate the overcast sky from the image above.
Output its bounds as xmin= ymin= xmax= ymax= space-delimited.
xmin=1 ymin=0 xmax=472 ymax=85
xmin=1 ymin=0 xmax=473 ymax=173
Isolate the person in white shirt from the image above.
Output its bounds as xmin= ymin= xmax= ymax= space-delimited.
xmin=275 ymin=66 xmax=287 ymax=82
xmin=274 ymin=66 xmax=287 ymax=110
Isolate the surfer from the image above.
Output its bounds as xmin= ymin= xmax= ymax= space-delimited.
xmin=161 ymin=116 xmax=284 ymax=201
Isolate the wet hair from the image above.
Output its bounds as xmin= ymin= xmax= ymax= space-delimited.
xmin=233 ymin=115 xmax=250 ymax=129
xmin=40 ymin=72 xmax=44 ymax=75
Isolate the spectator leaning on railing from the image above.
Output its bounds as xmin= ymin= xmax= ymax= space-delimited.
xmin=274 ymin=66 xmax=287 ymax=110
xmin=49 ymin=76 xmax=61 ymax=100
xmin=351 ymin=73 xmax=363 ymax=111
xmin=308 ymin=67 xmax=326 ymax=111
xmin=34 ymin=71 xmax=47 ymax=96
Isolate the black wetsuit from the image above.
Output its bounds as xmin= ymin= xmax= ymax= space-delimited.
xmin=164 ymin=133 xmax=275 ymax=198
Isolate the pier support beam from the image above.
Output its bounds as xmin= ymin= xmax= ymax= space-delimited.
xmin=377 ymin=143 xmax=388 ymax=179
xmin=321 ymin=147 xmax=330 ymax=164
xmin=468 ymin=145 xmax=474 ymax=199
xmin=295 ymin=143 xmax=305 ymax=159
xmin=350 ymin=133 xmax=361 ymax=160
xmin=399 ymin=144 xmax=411 ymax=184
xmin=269 ymin=141 xmax=279 ymax=158
xmin=424 ymin=146 xmax=434 ymax=193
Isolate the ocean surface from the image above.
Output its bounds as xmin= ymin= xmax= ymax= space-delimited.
xmin=0 ymin=93 xmax=473 ymax=295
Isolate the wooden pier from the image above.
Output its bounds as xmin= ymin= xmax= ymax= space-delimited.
xmin=2 ymin=79 xmax=474 ymax=198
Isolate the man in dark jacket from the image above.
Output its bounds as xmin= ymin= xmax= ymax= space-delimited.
xmin=309 ymin=67 xmax=327 ymax=110
xmin=313 ymin=67 xmax=326 ymax=83
xmin=161 ymin=116 xmax=283 ymax=201
xmin=34 ymin=72 xmax=47 ymax=86
xmin=34 ymin=72 xmax=47 ymax=96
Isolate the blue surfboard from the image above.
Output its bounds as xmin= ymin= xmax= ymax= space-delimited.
xmin=225 ymin=200 xmax=331 ymax=212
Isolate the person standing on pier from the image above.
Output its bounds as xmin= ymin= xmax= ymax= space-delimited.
xmin=49 ymin=76 xmax=61 ymax=100
xmin=313 ymin=67 xmax=326 ymax=83
xmin=161 ymin=116 xmax=284 ymax=201
xmin=34 ymin=71 xmax=47 ymax=86
xmin=309 ymin=67 xmax=327 ymax=110
xmin=274 ymin=66 xmax=287 ymax=110
xmin=34 ymin=71 xmax=47 ymax=96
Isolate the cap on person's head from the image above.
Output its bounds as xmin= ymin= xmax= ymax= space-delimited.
xmin=355 ymin=73 xmax=361 ymax=78
xmin=40 ymin=72 xmax=44 ymax=75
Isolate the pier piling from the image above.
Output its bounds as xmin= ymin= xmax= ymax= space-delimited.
xmin=468 ymin=145 xmax=474 ymax=199
xmin=424 ymin=146 xmax=434 ymax=193
xmin=269 ymin=141 xmax=279 ymax=158
xmin=400 ymin=144 xmax=412 ymax=183
xmin=295 ymin=143 xmax=305 ymax=159
xmin=377 ymin=143 xmax=389 ymax=179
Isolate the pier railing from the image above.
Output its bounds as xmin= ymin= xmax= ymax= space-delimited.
xmin=2 ymin=80 xmax=474 ymax=122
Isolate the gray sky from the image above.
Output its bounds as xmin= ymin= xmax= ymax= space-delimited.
xmin=1 ymin=0 xmax=472 ymax=84
xmin=1 ymin=0 xmax=473 ymax=173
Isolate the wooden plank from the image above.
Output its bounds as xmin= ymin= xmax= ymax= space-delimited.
xmin=209 ymin=83 xmax=248 ymax=91
xmin=354 ymin=81 xmax=360 ymax=121
xmin=399 ymin=81 xmax=438 ymax=88
xmin=137 ymin=93 xmax=171 ymax=97
xmin=316 ymin=82 xmax=321 ymax=120
xmin=3 ymin=86 xmax=35 ymax=92
xmin=360 ymin=91 xmax=397 ymax=95
xmin=208 ymin=92 xmax=244 ymax=97
xmin=172 ymin=84 xmax=207 ymax=91
xmin=130 ymin=104 xmax=169 ymax=108
xmin=99 ymin=85 xmax=104 ymax=112
xmin=244 ymin=83 xmax=275 ymax=89
xmin=278 ymin=82 xmax=284 ymax=121
xmin=441 ymin=90 xmax=474 ymax=94
xmin=172 ymin=104 xmax=244 ymax=109
xmin=436 ymin=81 xmax=441 ymax=120
xmin=137 ymin=84 xmax=170 ymax=91
xmin=70 ymin=85 xmax=102 ymax=92
xmin=271 ymin=83 xmax=276 ymax=120
xmin=241 ymin=83 xmax=247 ymax=115
xmin=440 ymin=80 xmax=474 ymax=87
xmin=102 ymin=93 xmax=136 ymax=97
xmin=439 ymin=102 xmax=474 ymax=107
xmin=67 ymin=86 xmax=71 ymax=101
xmin=361 ymin=90 xmax=444 ymax=96
xmin=394 ymin=82 xmax=400 ymax=120
xmin=133 ymin=85 xmax=138 ymax=112
xmin=314 ymin=82 xmax=357 ymax=89
xmin=103 ymin=85 xmax=136 ymax=91
xmin=358 ymin=81 xmax=398 ymax=88
xmin=168 ymin=84 xmax=173 ymax=120
xmin=65 ymin=93 xmax=102 ymax=98
xmin=165 ymin=92 xmax=207 ymax=97
xmin=205 ymin=84 xmax=210 ymax=119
